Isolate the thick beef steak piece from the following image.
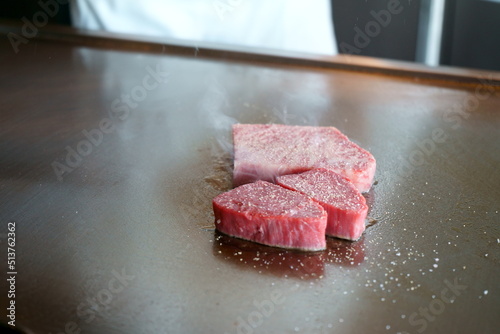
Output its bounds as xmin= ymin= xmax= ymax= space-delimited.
xmin=213 ymin=181 xmax=327 ymax=251
xmin=277 ymin=168 xmax=368 ymax=241
xmin=233 ymin=124 xmax=376 ymax=193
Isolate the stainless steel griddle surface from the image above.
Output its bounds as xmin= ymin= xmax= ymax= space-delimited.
xmin=0 ymin=25 xmax=499 ymax=334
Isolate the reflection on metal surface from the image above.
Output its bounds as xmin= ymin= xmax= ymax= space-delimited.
xmin=213 ymin=231 xmax=365 ymax=280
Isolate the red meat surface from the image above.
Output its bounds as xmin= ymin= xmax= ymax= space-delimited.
xmin=233 ymin=124 xmax=376 ymax=193
xmin=213 ymin=180 xmax=327 ymax=251
xmin=276 ymin=168 xmax=368 ymax=241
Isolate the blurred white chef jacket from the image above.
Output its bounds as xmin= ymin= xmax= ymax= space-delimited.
xmin=70 ymin=0 xmax=338 ymax=55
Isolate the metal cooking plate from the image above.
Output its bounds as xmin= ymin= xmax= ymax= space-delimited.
xmin=0 ymin=35 xmax=499 ymax=334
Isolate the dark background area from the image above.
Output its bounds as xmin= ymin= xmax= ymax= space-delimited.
xmin=1 ymin=0 xmax=500 ymax=71
xmin=332 ymin=0 xmax=500 ymax=71
xmin=332 ymin=0 xmax=421 ymax=62
xmin=0 ymin=0 xmax=71 ymax=25
xmin=440 ymin=0 xmax=500 ymax=71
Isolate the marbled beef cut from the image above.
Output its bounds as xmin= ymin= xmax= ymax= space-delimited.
xmin=213 ymin=181 xmax=327 ymax=251
xmin=233 ymin=124 xmax=376 ymax=193
xmin=277 ymin=168 xmax=368 ymax=241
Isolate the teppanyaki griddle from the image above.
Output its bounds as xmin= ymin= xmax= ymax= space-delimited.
xmin=0 ymin=22 xmax=499 ymax=334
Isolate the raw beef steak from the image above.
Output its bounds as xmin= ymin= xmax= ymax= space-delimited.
xmin=276 ymin=168 xmax=368 ymax=241
xmin=232 ymin=124 xmax=376 ymax=192
xmin=213 ymin=180 xmax=327 ymax=251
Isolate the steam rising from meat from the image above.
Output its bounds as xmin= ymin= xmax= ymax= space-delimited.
xmin=200 ymin=71 xmax=333 ymax=164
